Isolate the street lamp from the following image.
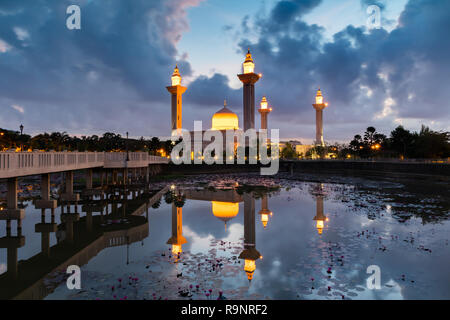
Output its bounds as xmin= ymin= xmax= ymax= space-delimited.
xmin=19 ymin=124 xmax=24 ymax=152
xmin=126 ymin=131 xmax=130 ymax=161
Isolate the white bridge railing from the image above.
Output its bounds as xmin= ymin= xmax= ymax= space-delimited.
xmin=0 ymin=151 xmax=169 ymax=179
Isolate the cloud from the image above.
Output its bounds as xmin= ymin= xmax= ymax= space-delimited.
xmin=11 ymin=104 xmax=24 ymax=114
xmin=192 ymin=0 xmax=450 ymax=142
xmin=0 ymin=0 xmax=202 ymax=136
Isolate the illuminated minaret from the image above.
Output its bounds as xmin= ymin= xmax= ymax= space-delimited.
xmin=239 ymin=193 xmax=261 ymax=282
xmin=258 ymin=194 xmax=272 ymax=229
xmin=166 ymin=203 xmax=187 ymax=259
xmin=313 ymin=184 xmax=328 ymax=235
xmin=166 ymin=65 xmax=187 ymax=135
xmin=258 ymin=96 xmax=272 ymax=130
xmin=238 ymin=49 xmax=261 ymax=131
xmin=312 ymin=88 xmax=329 ymax=146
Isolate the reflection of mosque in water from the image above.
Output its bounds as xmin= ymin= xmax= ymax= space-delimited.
xmin=0 ymin=185 xmax=165 ymax=300
xmin=174 ymin=187 xmax=273 ymax=281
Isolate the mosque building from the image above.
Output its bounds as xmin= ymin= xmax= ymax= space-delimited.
xmin=166 ymin=50 xmax=274 ymax=160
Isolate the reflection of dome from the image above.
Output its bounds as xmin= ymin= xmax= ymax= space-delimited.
xmin=212 ymin=201 xmax=239 ymax=228
xmin=211 ymin=102 xmax=239 ymax=130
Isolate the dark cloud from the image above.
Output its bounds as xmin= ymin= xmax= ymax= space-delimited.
xmin=0 ymin=0 xmax=448 ymax=142
xmin=193 ymin=0 xmax=450 ymax=142
xmin=0 ymin=0 xmax=200 ymax=136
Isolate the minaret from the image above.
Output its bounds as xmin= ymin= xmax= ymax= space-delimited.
xmin=312 ymin=88 xmax=329 ymax=146
xmin=239 ymin=193 xmax=261 ymax=282
xmin=166 ymin=203 xmax=187 ymax=259
xmin=166 ymin=65 xmax=187 ymax=135
xmin=258 ymin=96 xmax=272 ymax=130
xmin=238 ymin=49 xmax=261 ymax=132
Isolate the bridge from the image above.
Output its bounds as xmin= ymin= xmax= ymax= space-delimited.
xmin=0 ymin=151 xmax=169 ymax=226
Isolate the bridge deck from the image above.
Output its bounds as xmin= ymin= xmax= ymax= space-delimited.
xmin=0 ymin=152 xmax=169 ymax=179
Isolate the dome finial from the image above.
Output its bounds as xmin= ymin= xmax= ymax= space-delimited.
xmin=224 ymin=99 xmax=227 ymax=107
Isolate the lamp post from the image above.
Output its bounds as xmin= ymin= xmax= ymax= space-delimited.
xmin=126 ymin=131 xmax=130 ymax=161
xmin=19 ymin=124 xmax=24 ymax=152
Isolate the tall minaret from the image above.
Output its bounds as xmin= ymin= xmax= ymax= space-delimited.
xmin=258 ymin=96 xmax=272 ymax=130
xmin=312 ymin=88 xmax=329 ymax=146
xmin=238 ymin=49 xmax=261 ymax=131
xmin=166 ymin=65 xmax=187 ymax=135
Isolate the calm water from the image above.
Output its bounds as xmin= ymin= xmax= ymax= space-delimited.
xmin=1 ymin=174 xmax=449 ymax=300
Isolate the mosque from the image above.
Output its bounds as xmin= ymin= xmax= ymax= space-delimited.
xmin=166 ymin=50 xmax=273 ymax=159
xmin=166 ymin=49 xmax=331 ymax=159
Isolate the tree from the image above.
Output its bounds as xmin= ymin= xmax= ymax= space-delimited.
xmin=280 ymin=142 xmax=298 ymax=159
xmin=388 ymin=125 xmax=415 ymax=157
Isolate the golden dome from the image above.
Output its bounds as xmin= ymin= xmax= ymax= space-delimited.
xmin=212 ymin=201 xmax=239 ymax=221
xmin=211 ymin=100 xmax=239 ymax=130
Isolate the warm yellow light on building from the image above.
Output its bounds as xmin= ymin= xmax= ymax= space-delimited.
xmin=244 ymin=259 xmax=256 ymax=280
xmin=243 ymin=49 xmax=255 ymax=74
xmin=260 ymin=96 xmax=268 ymax=109
xmin=171 ymin=65 xmax=182 ymax=86
xmin=212 ymin=201 xmax=239 ymax=219
xmin=261 ymin=213 xmax=269 ymax=228
xmin=172 ymin=244 xmax=182 ymax=256
xmin=315 ymin=88 xmax=324 ymax=104
xmin=211 ymin=100 xmax=239 ymax=130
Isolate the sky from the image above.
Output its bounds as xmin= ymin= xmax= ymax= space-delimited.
xmin=0 ymin=0 xmax=449 ymax=144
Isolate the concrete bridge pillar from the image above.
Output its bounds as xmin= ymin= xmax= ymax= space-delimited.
xmin=61 ymin=171 xmax=80 ymax=202
xmin=7 ymin=178 xmax=18 ymax=210
xmin=1 ymin=178 xmax=25 ymax=234
xmin=86 ymin=169 xmax=93 ymax=189
xmin=123 ymin=168 xmax=128 ymax=185
xmin=36 ymin=174 xmax=57 ymax=210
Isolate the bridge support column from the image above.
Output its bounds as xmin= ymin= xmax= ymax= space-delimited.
xmin=36 ymin=173 xmax=57 ymax=209
xmin=123 ymin=168 xmax=128 ymax=185
xmin=86 ymin=169 xmax=93 ymax=189
xmin=1 ymin=178 xmax=25 ymax=230
xmin=60 ymin=171 xmax=80 ymax=202
xmin=111 ymin=170 xmax=116 ymax=185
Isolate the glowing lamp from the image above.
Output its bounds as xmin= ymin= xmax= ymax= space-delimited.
xmin=261 ymin=213 xmax=269 ymax=228
xmin=243 ymin=49 xmax=255 ymax=74
xmin=172 ymin=244 xmax=182 ymax=256
xmin=171 ymin=65 xmax=182 ymax=86
xmin=260 ymin=96 xmax=268 ymax=109
xmin=244 ymin=259 xmax=256 ymax=280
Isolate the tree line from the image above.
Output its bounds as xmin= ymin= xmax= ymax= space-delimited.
xmin=0 ymin=129 xmax=177 ymax=155
xmin=281 ymin=125 xmax=450 ymax=160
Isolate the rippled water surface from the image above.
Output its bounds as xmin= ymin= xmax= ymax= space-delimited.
xmin=1 ymin=174 xmax=449 ymax=300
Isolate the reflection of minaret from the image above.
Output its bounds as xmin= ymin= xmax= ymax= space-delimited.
xmin=238 ymin=49 xmax=261 ymax=131
xmin=239 ymin=193 xmax=261 ymax=282
xmin=166 ymin=203 xmax=187 ymax=260
xmin=312 ymin=88 xmax=329 ymax=147
xmin=166 ymin=65 xmax=187 ymax=136
xmin=258 ymin=194 xmax=272 ymax=229
xmin=313 ymin=184 xmax=328 ymax=235
xmin=212 ymin=201 xmax=239 ymax=230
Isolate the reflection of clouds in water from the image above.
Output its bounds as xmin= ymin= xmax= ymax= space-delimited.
xmin=0 ymin=263 xmax=6 ymax=275
xmin=183 ymin=223 xmax=244 ymax=253
xmin=354 ymin=279 xmax=404 ymax=300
